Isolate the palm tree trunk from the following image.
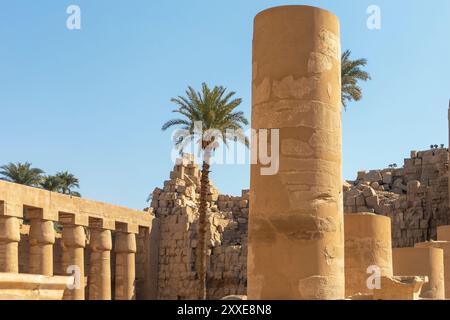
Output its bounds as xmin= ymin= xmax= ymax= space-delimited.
xmin=197 ymin=159 xmax=210 ymax=300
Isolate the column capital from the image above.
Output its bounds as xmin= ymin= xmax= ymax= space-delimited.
xmin=115 ymin=232 xmax=137 ymax=254
xmin=89 ymin=228 xmax=112 ymax=252
xmin=29 ymin=218 xmax=55 ymax=245
xmin=61 ymin=225 xmax=86 ymax=249
xmin=0 ymin=216 xmax=21 ymax=243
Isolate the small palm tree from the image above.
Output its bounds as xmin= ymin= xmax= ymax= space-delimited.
xmin=55 ymin=171 xmax=80 ymax=196
xmin=0 ymin=162 xmax=44 ymax=186
xmin=162 ymin=83 xmax=248 ymax=300
xmin=40 ymin=175 xmax=63 ymax=192
xmin=341 ymin=50 xmax=371 ymax=109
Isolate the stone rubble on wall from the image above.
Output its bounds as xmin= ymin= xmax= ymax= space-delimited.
xmin=152 ymin=148 xmax=450 ymax=299
xmin=151 ymin=154 xmax=247 ymax=300
xmin=344 ymin=148 xmax=450 ymax=247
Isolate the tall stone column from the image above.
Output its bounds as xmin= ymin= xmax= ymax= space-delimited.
xmin=248 ymin=5 xmax=344 ymax=299
xmin=344 ymin=213 xmax=393 ymax=297
xmin=88 ymin=228 xmax=112 ymax=300
xmin=0 ymin=216 xmax=21 ymax=273
xmin=29 ymin=217 xmax=55 ymax=276
xmin=61 ymin=224 xmax=86 ymax=300
xmin=115 ymin=231 xmax=137 ymax=300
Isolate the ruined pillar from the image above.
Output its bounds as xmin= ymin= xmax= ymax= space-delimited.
xmin=393 ymin=247 xmax=445 ymax=299
xmin=415 ymin=241 xmax=450 ymax=299
xmin=61 ymin=224 xmax=86 ymax=300
xmin=437 ymin=226 xmax=450 ymax=241
xmin=115 ymin=230 xmax=137 ymax=300
xmin=248 ymin=5 xmax=344 ymax=299
xmin=344 ymin=213 xmax=393 ymax=297
xmin=29 ymin=217 xmax=55 ymax=276
xmin=0 ymin=216 xmax=21 ymax=273
xmin=88 ymin=228 xmax=112 ymax=300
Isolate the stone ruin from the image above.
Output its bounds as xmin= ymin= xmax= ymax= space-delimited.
xmin=1 ymin=5 xmax=450 ymax=300
xmin=151 ymin=155 xmax=248 ymax=299
xmin=344 ymin=148 xmax=449 ymax=247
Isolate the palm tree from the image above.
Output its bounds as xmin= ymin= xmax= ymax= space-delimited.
xmin=55 ymin=171 xmax=80 ymax=196
xmin=40 ymin=175 xmax=63 ymax=192
xmin=162 ymin=83 xmax=249 ymax=300
xmin=0 ymin=162 xmax=44 ymax=186
xmin=341 ymin=50 xmax=371 ymax=109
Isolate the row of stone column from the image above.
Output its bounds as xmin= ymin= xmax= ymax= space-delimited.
xmin=0 ymin=215 xmax=138 ymax=300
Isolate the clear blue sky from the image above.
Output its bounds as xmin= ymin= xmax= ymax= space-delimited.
xmin=1 ymin=0 xmax=449 ymax=209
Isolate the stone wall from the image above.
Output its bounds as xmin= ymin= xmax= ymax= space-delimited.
xmin=152 ymin=148 xmax=450 ymax=299
xmin=344 ymin=148 xmax=450 ymax=247
xmin=151 ymin=155 xmax=247 ymax=300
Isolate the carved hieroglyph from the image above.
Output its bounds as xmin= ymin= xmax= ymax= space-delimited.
xmin=248 ymin=5 xmax=344 ymax=299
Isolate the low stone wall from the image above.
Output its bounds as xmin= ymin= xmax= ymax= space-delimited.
xmin=0 ymin=272 xmax=73 ymax=300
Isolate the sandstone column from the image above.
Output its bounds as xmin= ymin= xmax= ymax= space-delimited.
xmin=248 ymin=5 xmax=344 ymax=299
xmin=61 ymin=224 xmax=86 ymax=300
xmin=415 ymin=241 xmax=450 ymax=299
xmin=88 ymin=227 xmax=112 ymax=300
xmin=437 ymin=226 xmax=450 ymax=241
xmin=393 ymin=247 xmax=445 ymax=299
xmin=0 ymin=216 xmax=21 ymax=273
xmin=114 ymin=230 xmax=137 ymax=300
xmin=29 ymin=216 xmax=55 ymax=276
xmin=344 ymin=213 xmax=393 ymax=297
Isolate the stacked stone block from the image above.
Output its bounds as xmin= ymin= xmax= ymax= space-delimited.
xmin=344 ymin=148 xmax=450 ymax=248
xmin=151 ymin=155 xmax=248 ymax=299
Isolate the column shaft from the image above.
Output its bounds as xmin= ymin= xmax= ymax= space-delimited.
xmin=61 ymin=225 xmax=86 ymax=300
xmin=248 ymin=5 xmax=344 ymax=299
xmin=0 ymin=216 xmax=21 ymax=273
xmin=115 ymin=232 xmax=136 ymax=300
xmin=88 ymin=228 xmax=112 ymax=300
xmin=29 ymin=218 xmax=55 ymax=276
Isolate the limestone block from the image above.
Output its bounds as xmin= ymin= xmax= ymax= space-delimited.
xmin=0 ymin=273 xmax=73 ymax=300
xmin=382 ymin=172 xmax=393 ymax=185
xmin=373 ymin=276 xmax=426 ymax=300
xmin=393 ymin=247 xmax=445 ymax=299
xmin=364 ymin=171 xmax=382 ymax=183
xmin=366 ymin=196 xmax=379 ymax=208
xmin=362 ymin=187 xmax=376 ymax=198
xmin=357 ymin=171 xmax=367 ymax=181
xmin=437 ymin=226 xmax=450 ymax=241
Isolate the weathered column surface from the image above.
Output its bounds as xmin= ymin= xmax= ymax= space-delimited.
xmin=0 ymin=216 xmax=21 ymax=273
xmin=248 ymin=5 xmax=344 ymax=299
xmin=344 ymin=213 xmax=393 ymax=297
xmin=393 ymin=247 xmax=445 ymax=299
xmin=437 ymin=225 xmax=450 ymax=241
xmin=29 ymin=218 xmax=55 ymax=276
xmin=415 ymin=241 xmax=450 ymax=299
xmin=115 ymin=231 xmax=137 ymax=300
xmin=61 ymin=224 xmax=86 ymax=300
xmin=88 ymin=228 xmax=112 ymax=300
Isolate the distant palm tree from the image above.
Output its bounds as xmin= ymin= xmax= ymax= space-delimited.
xmin=40 ymin=175 xmax=63 ymax=192
xmin=0 ymin=162 xmax=44 ymax=186
xmin=341 ymin=50 xmax=371 ymax=109
xmin=162 ymin=83 xmax=248 ymax=300
xmin=55 ymin=171 xmax=80 ymax=196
